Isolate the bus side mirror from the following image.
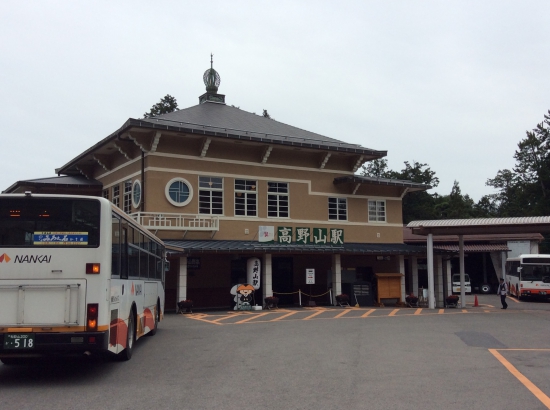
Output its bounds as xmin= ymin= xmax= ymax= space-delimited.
xmin=517 ymin=267 xmax=522 ymax=273
xmin=165 ymin=260 xmax=170 ymax=272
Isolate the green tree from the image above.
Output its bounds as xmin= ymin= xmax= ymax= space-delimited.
xmin=143 ymin=94 xmax=179 ymax=118
xmin=360 ymin=158 xmax=390 ymax=178
xmin=486 ymin=109 xmax=550 ymax=216
xmin=434 ymin=181 xmax=475 ymax=219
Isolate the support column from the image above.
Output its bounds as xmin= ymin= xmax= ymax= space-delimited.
xmin=459 ymin=235 xmax=466 ymax=308
xmin=446 ymin=259 xmax=452 ymax=299
xmin=178 ymin=256 xmax=188 ymax=308
xmin=399 ymin=255 xmax=406 ymax=302
xmin=262 ymin=253 xmax=273 ymax=301
xmin=332 ymin=254 xmax=342 ymax=305
xmin=435 ymin=255 xmax=444 ymax=307
xmin=501 ymin=251 xmax=507 ymax=283
xmin=427 ymin=233 xmax=435 ymax=309
xmin=412 ymin=256 xmax=419 ymax=297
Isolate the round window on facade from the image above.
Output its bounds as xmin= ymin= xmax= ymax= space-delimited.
xmin=132 ymin=180 xmax=142 ymax=209
xmin=165 ymin=178 xmax=193 ymax=207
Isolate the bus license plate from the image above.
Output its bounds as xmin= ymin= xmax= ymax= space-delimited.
xmin=4 ymin=334 xmax=35 ymax=349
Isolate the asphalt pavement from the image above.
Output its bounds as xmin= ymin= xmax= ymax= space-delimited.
xmin=1 ymin=294 xmax=549 ymax=410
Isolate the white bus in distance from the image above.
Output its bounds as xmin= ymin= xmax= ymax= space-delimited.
xmin=0 ymin=194 xmax=165 ymax=364
xmin=506 ymin=254 xmax=550 ymax=301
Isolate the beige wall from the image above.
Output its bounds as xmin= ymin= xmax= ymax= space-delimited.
xmin=96 ymin=130 xmax=406 ymax=244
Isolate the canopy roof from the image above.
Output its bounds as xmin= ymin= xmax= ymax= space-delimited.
xmin=407 ymin=217 xmax=550 ymax=235
xmin=164 ymin=240 xmax=451 ymax=256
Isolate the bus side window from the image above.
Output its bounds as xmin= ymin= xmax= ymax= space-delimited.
xmin=111 ymin=215 xmax=120 ymax=278
xmin=121 ymin=221 xmax=128 ymax=280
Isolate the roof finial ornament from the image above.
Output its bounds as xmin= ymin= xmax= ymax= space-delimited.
xmin=203 ymin=54 xmax=220 ymax=93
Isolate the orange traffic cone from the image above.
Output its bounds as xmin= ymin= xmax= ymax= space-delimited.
xmin=474 ymin=294 xmax=479 ymax=307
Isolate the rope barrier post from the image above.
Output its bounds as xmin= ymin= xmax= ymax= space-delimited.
xmin=299 ymin=289 xmax=302 ymax=307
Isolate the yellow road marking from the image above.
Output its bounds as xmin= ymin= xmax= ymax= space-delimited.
xmin=438 ymin=309 xmax=444 ymax=314
xmin=212 ymin=315 xmax=239 ymax=323
xmin=414 ymin=308 xmax=422 ymax=315
xmin=361 ymin=309 xmax=375 ymax=317
xmin=272 ymin=311 xmax=299 ymax=321
xmin=334 ymin=309 xmax=351 ymax=318
xmin=388 ymin=309 xmax=399 ymax=316
xmin=489 ymin=349 xmax=550 ymax=409
xmin=234 ymin=312 xmax=271 ymax=324
xmin=187 ymin=316 xmax=224 ymax=325
xmin=304 ymin=310 xmax=326 ymax=320
xmin=508 ymin=296 xmax=520 ymax=304
xmin=462 ymin=309 xmax=468 ymax=313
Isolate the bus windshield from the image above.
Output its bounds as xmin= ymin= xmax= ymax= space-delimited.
xmin=0 ymin=197 xmax=100 ymax=247
xmin=521 ymin=265 xmax=550 ymax=282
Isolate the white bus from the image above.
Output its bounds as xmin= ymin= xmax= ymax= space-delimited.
xmin=0 ymin=194 xmax=165 ymax=364
xmin=506 ymin=254 xmax=550 ymax=301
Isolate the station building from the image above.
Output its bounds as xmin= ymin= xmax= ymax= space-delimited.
xmin=6 ymin=62 xmax=448 ymax=310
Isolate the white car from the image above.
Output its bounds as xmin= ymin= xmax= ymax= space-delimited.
xmin=452 ymin=273 xmax=471 ymax=294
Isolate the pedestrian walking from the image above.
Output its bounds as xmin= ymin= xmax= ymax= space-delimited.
xmin=497 ymin=278 xmax=508 ymax=309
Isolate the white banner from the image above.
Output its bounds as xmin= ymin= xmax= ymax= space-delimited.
xmin=258 ymin=226 xmax=274 ymax=242
xmin=247 ymin=257 xmax=261 ymax=290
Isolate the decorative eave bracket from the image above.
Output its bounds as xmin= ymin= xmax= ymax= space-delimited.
xmin=76 ymin=165 xmax=93 ymax=180
xmin=129 ymin=131 xmax=161 ymax=153
xmin=114 ymin=140 xmax=135 ymax=160
xmin=352 ymin=183 xmax=361 ymax=195
xmin=200 ymin=137 xmax=212 ymax=157
xmin=352 ymin=155 xmax=365 ymax=173
xmin=261 ymin=145 xmax=273 ymax=164
xmin=93 ymin=155 xmax=111 ymax=172
xmin=319 ymin=153 xmax=331 ymax=169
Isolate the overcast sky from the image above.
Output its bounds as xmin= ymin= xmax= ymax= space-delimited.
xmin=1 ymin=1 xmax=549 ymax=201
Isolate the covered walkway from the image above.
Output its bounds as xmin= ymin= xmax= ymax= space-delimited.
xmin=407 ymin=217 xmax=550 ymax=308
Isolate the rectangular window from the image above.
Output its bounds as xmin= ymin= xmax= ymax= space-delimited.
xmin=123 ymin=180 xmax=132 ymax=214
xmin=328 ymin=197 xmax=347 ymax=220
xmin=368 ymin=200 xmax=386 ymax=222
xmin=267 ymin=182 xmax=289 ymax=218
xmin=235 ymin=179 xmax=257 ymax=217
xmin=103 ymin=189 xmax=109 ymax=200
xmin=111 ymin=214 xmax=120 ymax=278
xmin=0 ymin=197 xmax=100 ymax=247
xmin=112 ymin=185 xmax=120 ymax=208
xmin=199 ymin=176 xmax=223 ymax=215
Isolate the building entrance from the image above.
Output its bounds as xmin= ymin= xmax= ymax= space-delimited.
xmin=272 ymin=257 xmax=294 ymax=306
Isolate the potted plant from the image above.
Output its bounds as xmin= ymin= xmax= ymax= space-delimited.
xmin=405 ymin=293 xmax=419 ymax=306
xmin=335 ymin=294 xmax=349 ymax=306
xmin=177 ymin=299 xmax=193 ymax=313
xmin=264 ymin=296 xmax=279 ymax=309
xmin=445 ymin=294 xmax=459 ymax=307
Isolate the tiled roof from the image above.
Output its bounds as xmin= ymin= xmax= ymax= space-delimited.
xmin=407 ymin=217 xmax=550 ymax=228
xmin=402 ymin=227 xmax=544 ymax=242
xmin=164 ymin=240 xmax=446 ymax=255
xmin=3 ymin=175 xmax=102 ymax=193
xmin=334 ymin=175 xmax=431 ymax=192
xmin=135 ymin=102 xmax=386 ymax=156
xmin=434 ymin=244 xmax=510 ymax=252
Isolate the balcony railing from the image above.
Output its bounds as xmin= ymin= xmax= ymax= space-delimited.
xmin=130 ymin=212 xmax=220 ymax=237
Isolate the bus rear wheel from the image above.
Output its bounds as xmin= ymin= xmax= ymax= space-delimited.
xmin=117 ymin=309 xmax=136 ymax=361
xmin=147 ymin=301 xmax=160 ymax=337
